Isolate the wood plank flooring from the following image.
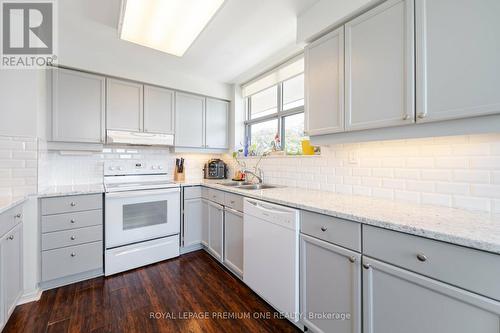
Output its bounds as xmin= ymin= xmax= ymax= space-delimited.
xmin=4 ymin=250 xmax=301 ymax=333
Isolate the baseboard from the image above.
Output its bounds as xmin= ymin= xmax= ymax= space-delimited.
xmin=40 ymin=269 xmax=103 ymax=291
xmin=180 ymin=243 xmax=205 ymax=254
xmin=17 ymin=289 xmax=42 ymax=305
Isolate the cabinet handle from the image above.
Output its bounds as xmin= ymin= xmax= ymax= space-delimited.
xmin=230 ymin=200 xmax=235 ymax=204
xmin=14 ymin=213 xmax=22 ymax=219
xmin=70 ymin=253 xmax=76 ymax=257
xmin=403 ymin=114 xmax=410 ymax=120
xmin=70 ymin=219 xmax=76 ymax=224
xmin=417 ymin=112 xmax=426 ymax=119
xmin=8 ymin=235 xmax=14 ymax=240
xmin=348 ymin=256 xmax=356 ymax=263
xmin=320 ymin=226 xmax=327 ymax=232
xmin=70 ymin=202 xmax=77 ymax=207
xmin=416 ymin=253 xmax=427 ymax=262
xmin=363 ymin=263 xmax=371 ymax=269
xmin=70 ymin=236 xmax=76 ymax=240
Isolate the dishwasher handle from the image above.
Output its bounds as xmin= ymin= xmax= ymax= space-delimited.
xmin=245 ymin=199 xmax=294 ymax=215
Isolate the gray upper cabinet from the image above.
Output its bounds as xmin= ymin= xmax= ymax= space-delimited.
xmin=51 ymin=68 xmax=105 ymax=143
xmin=416 ymin=0 xmax=500 ymax=122
xmin=363 ymin=257 xmax=500 ymax=333
xmin=345 ymin=0 xmax=415 ymax=131
xmin=205 ymin=98 xmax=229 ymax=149
xmin=106 ymin=78 xmax=144 ymax=132
xmin=300 ymin=234 xmax=361 ymax=333
xmin=305 ymin=26 xmax=345 ymax=136
xmin=175 ymin=92 xmax=205 ymax=148
xmin=144 ymin=85 xmax=175 ymax=134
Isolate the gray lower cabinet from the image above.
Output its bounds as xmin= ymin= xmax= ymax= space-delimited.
xmin=1 ymin=222 xmax=23 ymax=328
xmin=362 ymin=257 xmax=500 ymax=333
xmin=300 ymin=234 xmax=361 ymax=333
xmin=223 ymin=208 xmax=243 ymax=277
xmin=40 ymin=194 xmax=103 ymax=288
xmin=201 ymin=199 xmax=209 ymax=247
xmin=183 ymin=198 xmax=203 ymax=248
xmin=207 ymin=201 xmax=224 ymax=261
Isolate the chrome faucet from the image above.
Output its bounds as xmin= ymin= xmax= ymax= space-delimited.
xmin=244 ymin=168 xmax=264 ymax=184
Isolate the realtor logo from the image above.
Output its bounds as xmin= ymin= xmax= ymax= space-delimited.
xmin=1 ymin=0 xmax=57 ymax=68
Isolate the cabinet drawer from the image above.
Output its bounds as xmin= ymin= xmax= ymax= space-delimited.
xmin=363 ymin=225 xmax=500 ymax=301
xmin=224 ymin=193 xmax=243 ymax=212
xmin=0 ymin=204 xmax=23 ymax=237
xmin=301 ymin=210 xmax=361 ymax=252
xmin=42 ymin=210 xmax=102 ymax=233
xmin=184 ymin=186 xmax=202 ymax=200
xmin=41 ymin=194 xmax=102 ymax=215
xmin=42 ymin=225 xmax=102 ymax=251
xmin=207 ymin=189 xmax=224 ymax=205
xmin=42 ymin=241 xmax=103 ymax=282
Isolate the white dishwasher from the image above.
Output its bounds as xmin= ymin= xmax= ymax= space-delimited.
xmin=243 ymin=198 xmax=300 ymax=322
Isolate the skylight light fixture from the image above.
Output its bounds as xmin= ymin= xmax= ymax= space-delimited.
xmin=118 ymin=0 xmax=225 ymax=57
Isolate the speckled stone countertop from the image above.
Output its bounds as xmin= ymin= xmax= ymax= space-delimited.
xmin=180 ymin=179 xmax=500 ymax=255
xmin=37 ymin=183 xmax=105 ymax=198
xmin=0 ymin=196 xmax=28 ymax=215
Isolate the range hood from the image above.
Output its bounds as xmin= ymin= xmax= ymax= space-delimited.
xmin=107 ymin=130 xmax=174 ymax=146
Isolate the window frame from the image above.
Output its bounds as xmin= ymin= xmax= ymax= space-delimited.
xmin=244 ymin=74 xmax=305 ymax=154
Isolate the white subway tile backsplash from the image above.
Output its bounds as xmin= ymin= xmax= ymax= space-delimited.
xmin=453 ymin=196 xmax=491 ymax=212
xmin=435 ymin=182 xmax=470 ymax=195
xmin=453 ymin=170 xmax=490 ymax=184
xmin=421 ymin=193 xmax=452 ymax=207
xmin=471 ymin=185 xmax=500 ymax=199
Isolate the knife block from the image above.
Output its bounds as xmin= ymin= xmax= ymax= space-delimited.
xmin=174 ymin=165 xmax=185 ymax=182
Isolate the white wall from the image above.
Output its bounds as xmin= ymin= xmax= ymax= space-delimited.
xmin=57 ymin=0 xmax=231 ymax=100
xmin=226 ymin=134 xmax=500 ymax=213
xmin=297 ymin=0 xmax=377 ymax=42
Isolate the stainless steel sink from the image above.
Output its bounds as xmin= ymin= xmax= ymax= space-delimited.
xmin=218 ymin=181 xmax=253 ymax=187
xmin=236 ymin=184 xmax=280 ymax=190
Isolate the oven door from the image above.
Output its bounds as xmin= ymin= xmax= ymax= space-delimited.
xmin=105 ymin=188 xmax=180 ymax=249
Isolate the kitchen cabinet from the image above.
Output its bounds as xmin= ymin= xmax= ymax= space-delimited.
xmin=345 ymin=0 xmax=415 ymax=131
xmin=201 ymin=199 xmax=209 ymax=247
xmin=362 ymin=257 xmax=500 ymax=333
xmin=205 ymin=98 xmax=229 ymax=149
xmin=1 ymin=223 xmax=23 ymax=326
xmin=416 ymin=0 xmax=500 ymax=122
xmin=106 ymin=78 xmax=144 ymax=132
xmin=207 ymin=201 xmax=223 ymax=261
xmin=183 ymin=198 xmax=203 ymax=248
xmin=300 ymin=234 xmax=361 ymax=333
xmin=144 ymin=85 xmax=175 ymax=134
xmin=175 ymin=92 xmax=205 ymax=148
xmin=305 ymin=26 xmax=345 ymax=135
xmin=223 ymin=208 xmax=243 ymax=277
xmin=50 ymin=68 xmax=105 ymax=143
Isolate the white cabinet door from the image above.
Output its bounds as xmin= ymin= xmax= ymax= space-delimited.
xmin=363 ymin=257 xmax=500 ymax=333
xmin=300 ymin=234 xmax=361 ymax=333
xmin=223 ymin=208 xmax=243 ymax=277
xmin=305 ymin=26 xmax=345 ymax=135
xmin=183 ymin=198 xmax=202 ymax=248
xmin=144 ymin=85 xmax=175 ymax=134
xmin=345 ymin=0 xmax=415 ymax=131
xmin=201 ymin=199 xmax=209 ymax=247
xmin=205 ymin=98 xmax=229 ymax=149
xmin=416 ymin=0 xmax=500 ymax=122
xmin=106 ymin=78 xmax=143 ymax=132
xmin=2 ymin=223 xmax=22 ymax=322
xmin=175 ymin=92 xmax=205 ymax=148
xmin=51 ymin=68 xmax=105 ymax=143
xmin=208 ymin=201 xmax=223 ymax=261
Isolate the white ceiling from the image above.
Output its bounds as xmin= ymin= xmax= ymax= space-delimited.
xmin=62 ymin=0 xmax=318 ymax=84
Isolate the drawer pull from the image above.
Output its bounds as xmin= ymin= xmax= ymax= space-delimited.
xmin=70 ymin=253 xmax=76 ymax=257
xmin=348 ymin=256 xmax=356 ymax=263
xmin=70 ymin=202 xmax=77 ymax=207
xmin=416 ymin=253 xmax=428 ymax=262
xmin=363 ymin=263 xmax=371 ymax=269
xmin=70 ymin=236 xmax=76 ymax=240
xmin=70 ymin=219 xmax=76 ymax=224
xmin=320 ymin=226 xmax=328 ymax=232
xmin=15 ymin=213 xmax=22 ymax=219
xmin=8 ymin=235 xmax=14 ymax=240
xmin=230 ymin=200 xmax=235 ymax=204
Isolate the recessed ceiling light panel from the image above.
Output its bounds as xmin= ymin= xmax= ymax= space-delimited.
xmin=119 ymin=0 xmax=224 ymax=57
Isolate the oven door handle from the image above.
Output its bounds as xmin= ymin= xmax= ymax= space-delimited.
xmin=105 ymin=188 xmax=180 ymax=199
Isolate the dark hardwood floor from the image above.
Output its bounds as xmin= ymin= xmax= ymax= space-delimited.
xmin=4 ymin=250 xmax=301 ymax=333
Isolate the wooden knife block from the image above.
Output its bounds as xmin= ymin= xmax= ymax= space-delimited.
xmin=174 ymin=166 xmax=185 ymax=182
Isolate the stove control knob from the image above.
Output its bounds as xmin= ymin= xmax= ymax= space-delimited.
xmin=158 ymin=165 xmax=163 ymax=170
xmin=118 ymin=166 xmax=123 ymax=171
xmin=109 ymin=166 xmax=115 ymax=171
xmin=152 ymin=165 xmax=157 ymax=170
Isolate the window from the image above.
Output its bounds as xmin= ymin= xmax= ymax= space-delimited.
xmin=244 ymin=73 xmax=307 ymax=155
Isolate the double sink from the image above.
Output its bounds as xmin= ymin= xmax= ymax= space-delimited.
xmin=218 ymin=181 xmax=280 ymax=190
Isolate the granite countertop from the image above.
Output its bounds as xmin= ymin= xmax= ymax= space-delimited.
xmin=37 ymin=183 xmax=105 ymax=198
xmin=0 ymin=195 xmax=29 ymax=214
xmin=181 ymin=179 xmax=500 ymax=255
